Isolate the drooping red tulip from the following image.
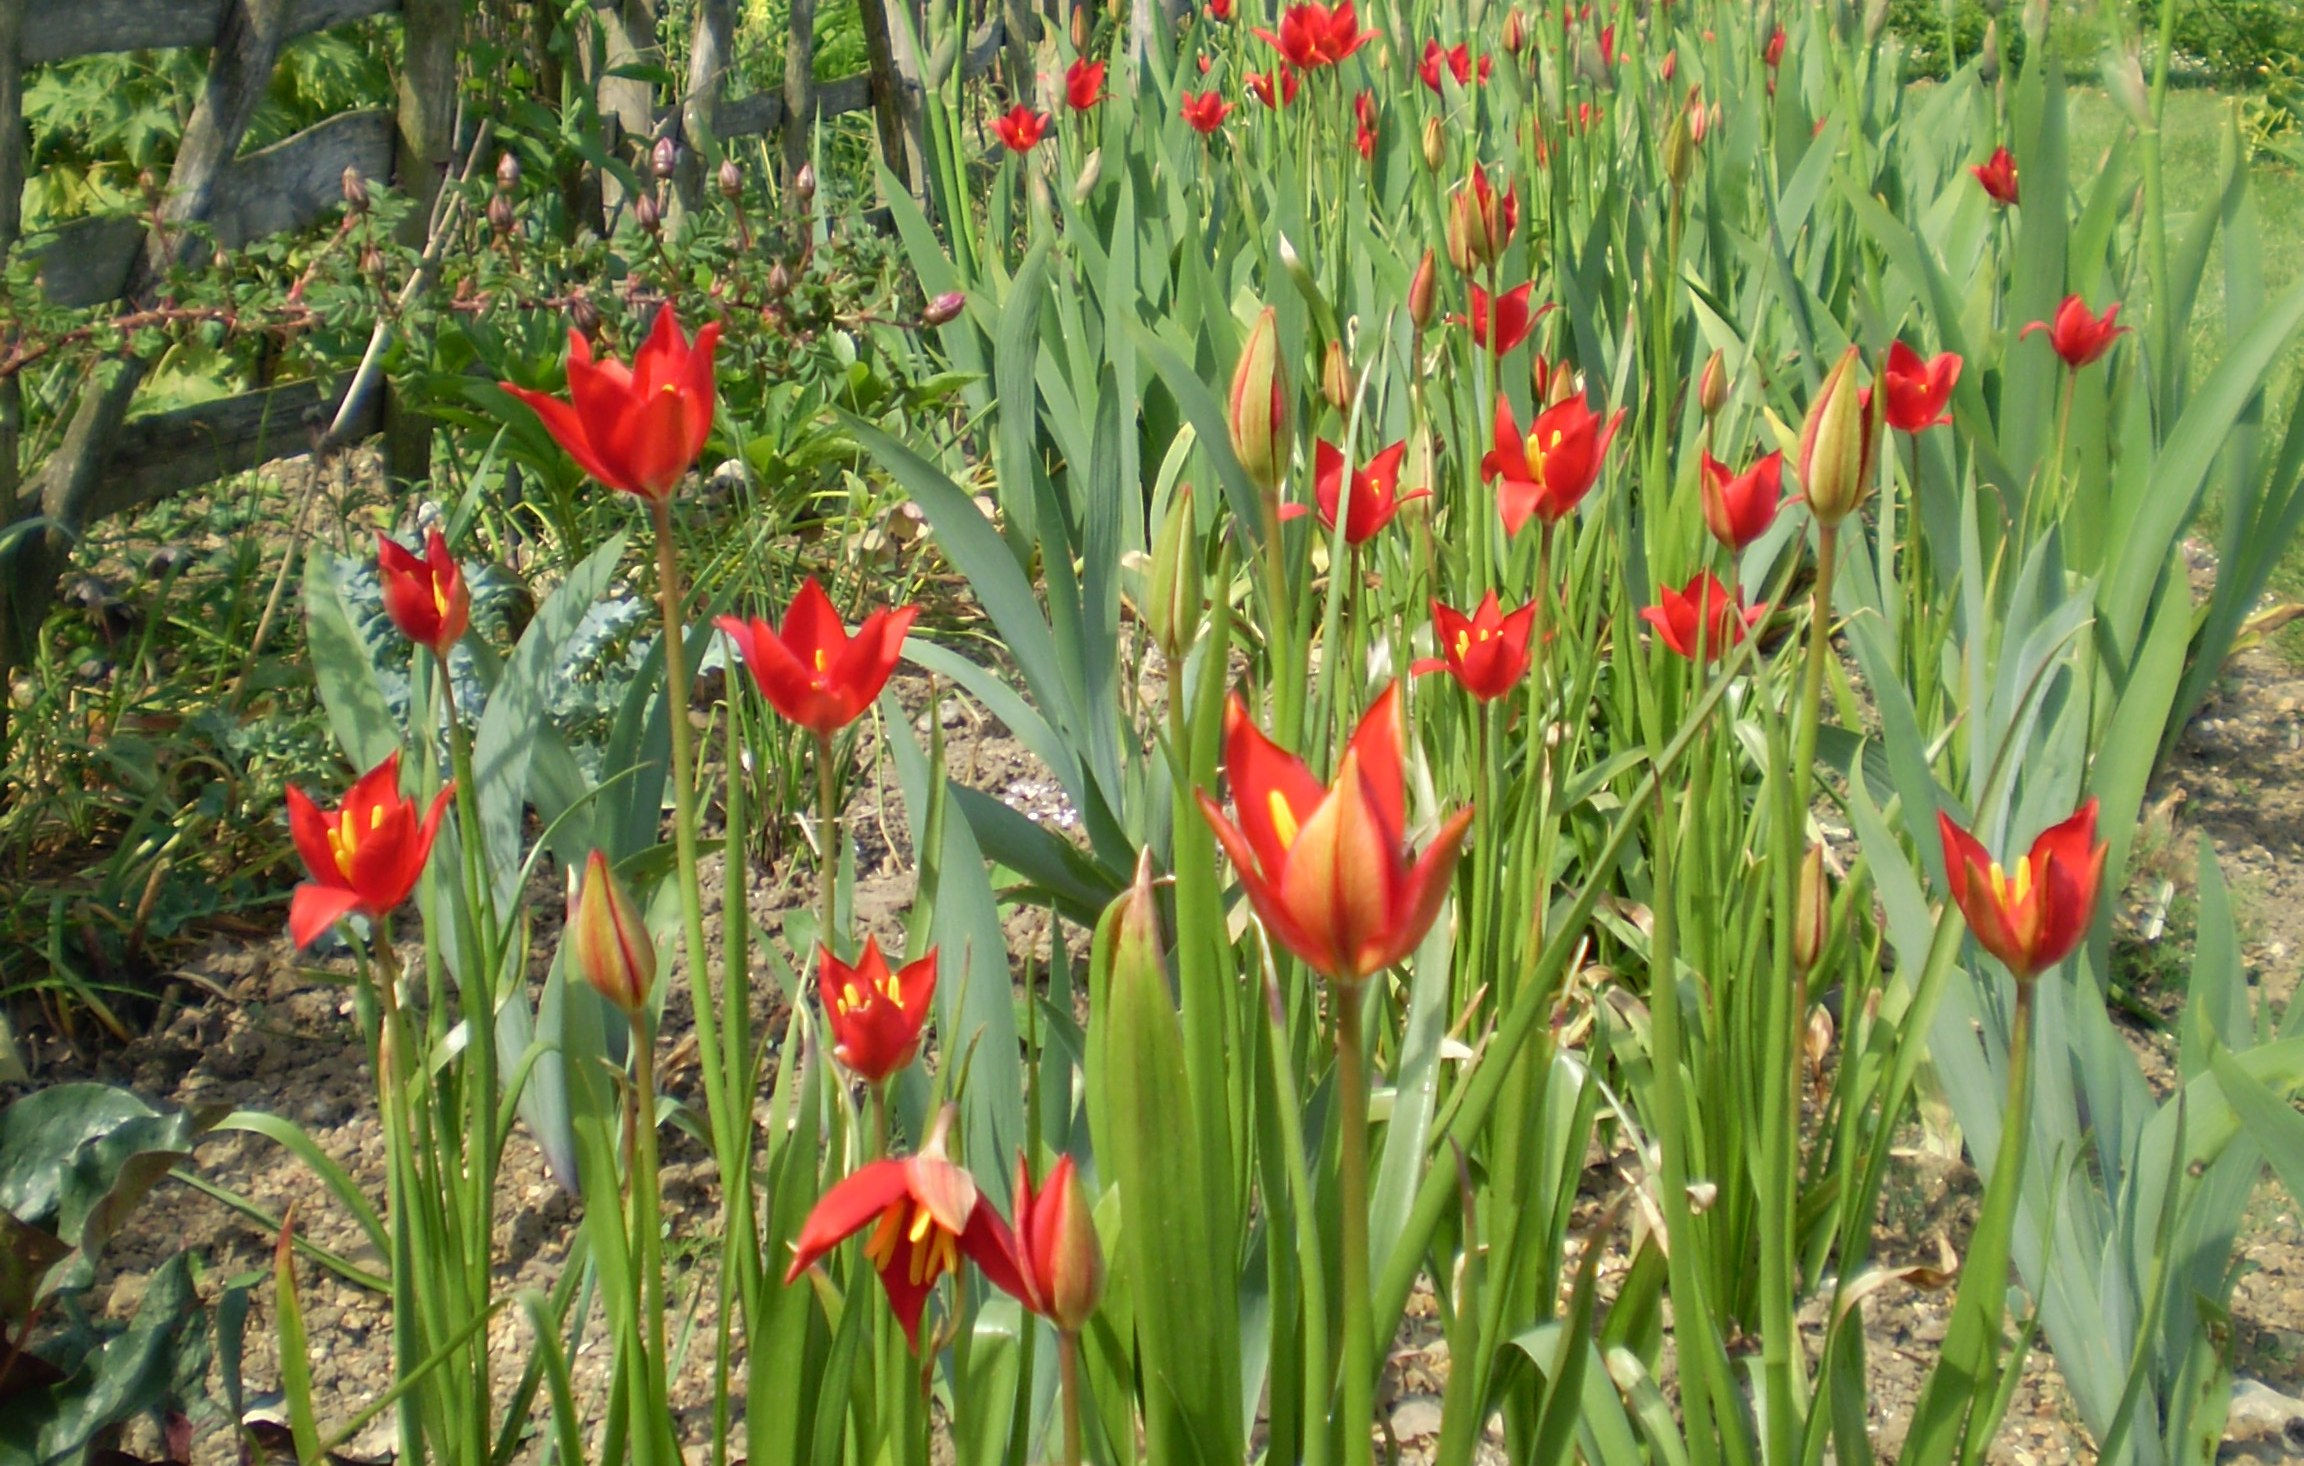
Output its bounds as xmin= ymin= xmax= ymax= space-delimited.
xmin=1454 ymin=282 xmax=1541 ymax=356
xmin=501 ymin=306 xmax=720 ymax=502
xmin=993 ymin=105 xmax=1052 ymax=152
xmin=1246 ymin=68 xmax=1302 ymax=109
xmin=1420 ymin=591 xmax=1539 ymax=701
xmin=1353 ymin=91 xmax=1378 ymax=160
xmin=1418 ymin=40 xmax=1491 ymax=92
xmin=286 ymin=753 xmax=452 ymax=949
xmin=1640 ymin=572 xmax=1765 ymax=662
xmin=717 ymin=578 xmax=919 ymax=737
xmin=1937 ymin=799 xmax=2106 ymax=979
xmin=1254 ymin=1 xmax=1373 ymax=70
xmin=1307 ymin=439 xmax=1421 ymax=545
xmin=1698 ymin=451 xmax=1786 ymax=552
xmin=1197 ymin=683 xmax=1473 ymax=984
xmin=785 ymin=1149 xmax=1030 ymax=1350
xmin=823 ymin=937 xmax=939 ymax=1083
xmin=1482 ymin=394 xmax=1622 ymax=535
xmin=1010 ymin=1154 xmax=1104 ymax=1332
xmin=2022 ymin=296 xmax=2125 ymax=370
xmin=377 ymin=528 xmax=469 ymax=659
xmin=1065 ymin=58 xmax=1107 ymax=110
xmin=1182 ymin=90 xmax=1234 ymax=133
xmin=1971 ymin=146 xmax=2019 ymax=206
xmin=1879 ymin=341 xmax=1962 ymax=434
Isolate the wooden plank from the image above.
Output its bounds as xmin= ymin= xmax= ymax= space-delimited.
xmin=2 ymin=0 xmax=28 ymax=676
xmin=34 ymin=110 xmax=393 ymax=308
xmin=23 ymin=0 xmax=394 ymax=65
xmin=715 ymin=21 xmax=997 ymax=142
xmin=779 ymin=0 xmax=815 ymax=188
xmin=83 ymin=379 xmax=371 ymax=524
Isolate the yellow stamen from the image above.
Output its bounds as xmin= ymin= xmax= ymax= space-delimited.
xmin=813 ymin=648 xmax=828 ymax=673
xmin=864 ymin=1203 xmax=905 ymax=1269
xmin=1454 ymin=631 xmax=1470 ymax=657
xmin=839 ymin=982 xmax=862 ymax=1014
xmin=1268 ymin=791 xmax=1301 ymax=850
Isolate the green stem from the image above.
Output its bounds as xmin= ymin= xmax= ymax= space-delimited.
xmin=627 ymin=1009 xmax=672 ymax=1455
xmin=1059 ymin=1329 xmax=1085 ymax=1466
xmin=1334 ymin=980 xmax=1374 ymax=1466
xmin=817 ymin=728 xmax=841 ymax=953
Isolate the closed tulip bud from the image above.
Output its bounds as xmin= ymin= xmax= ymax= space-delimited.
xmin=2022 ymin=0 xmax=2047 ymax=42
xmin=1546 ymin=359 xmax=1581 ymax=408
xmin=1422 ymin=116 xmax=1446 ymax=172
xmin=1072 ymin=3 xmax=1090 ymax=49
xmin=1015 ymin=1155 xmax=1104 ymax=1332
xmin=1227 ymin=307 xmax=1289 ymax=494
xmin=718 ymin=157 xmax=743 ymax=200
xmin=1146 ymin=485 xmax=1203 ymax=660
xmin=1863 ymin=0 xmax=1889 ymax=42
xmin=1698 ymin=348 xmax=1729 ymax=417
xmin=569 ymin=850 xmax=656 ymax=1014
xmin=497 ymin=151 xmax=521 ymax=193
xmin=1321 ymin=339 xmax=1352 ymax=415
xmin=1072 ymin=148 xmax=1102 ymax=202
xmin=341 ymin=166 xmax=370 ymax=214
xmin=634 ymin=190 xmax=662 ymax=236
xmin=1797 ymin=346 xmax=1877 ymax=526
xmin=795 ymin=163 xmax=817 ymax=203
xmin=487 ymin=192 xmax=516 ymax=237
xmin=1501 ymin=7 xmax=1527 ymax=54
xmin=1793 ymin=844 xmax=1829 ymax=976
xmin=1408 ymin=248 xmax=1439 ymax=331
xmin=1979 ymin=21 xmax=2001 ymax=85
xmin=921 ymin=289 xmax=966 ymax=326
xmin=651 ymin=136 xmax=680 ymax=180
xmin=1661 ymin=106 xmax=1694 ymax=190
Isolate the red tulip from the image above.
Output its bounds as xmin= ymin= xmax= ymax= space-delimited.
xmin=1246 ymin=69 xmax=1302 ymax=109
xmin=286 ymin=753 xmax=452 ymax=949
xmin=1181 ymin=90 xmax=1235 ymax=133
xmin=1937 ymin=799 xmax=2106 ymax=979
xmin=717 ymin=578 xmax=919 ymax=737
xmin=1208 ymin=0 xmax=1234 ymax=19
xmin=1482 ymin=394 xmax=1622 ymax=535
xmin=1597 ymin=23 xmax=1616 ymax=66
xmin=1353 ymin=91 xmax=1378 ymax=160
xmin=1446 ymin=165 xmax=1517 ymax=272
xmin=1307 ymin=439 xmax=1422 ymax=545
xmin=1639 ymin=572 xmax=1765 ymax=662
xmin=1197 ymin=683 xmax=1473 ymax=983
xmin=2021 ymin=295 xmax=2125 ymax=370
xmin=1254 ymin=1 xmax=1373 ymax=70
xmin=501 ymin=306 xmax=720 ymax=502
xmin=1418 ymin=40 xmax=1490 ymax=91
xmin=1879 ymin=341 xmax=1961 ymax=433
xmin=1454 ymin=282 xmax=1542 ymax=356
xmin=993 ymin=105 xmax=1051 ymax=152
xmin=1420 ymin=591 xmax=1539 ymax=701
xmin=784 ymin=1149 xmax=1030 ymax=1349
xmin=1698 ymin=451 xmax=1786 ymax=552
xmin=1010 ymin=1155 xmax=1104 ymax=1331
xmin=1065 ymin=58 xmax=1106 ymax=110
xmin=569 ymin=848 xmax=656 ymax=1015
xmin=823 ymin=937 xmax=938 ymax=1083
xmin=377 ymin=528 xmax=469 ymax=659
xmin=1763 ymin=25 xmax=1786 ymax=68
xmin=1971 ymin=146 xmax=2019 ymax=206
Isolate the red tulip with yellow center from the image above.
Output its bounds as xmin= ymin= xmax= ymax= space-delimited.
xmin=823 ymin=937 xmax=939 ymax=1084
xmin=1482 ymin=395 xmax=1622 ymax=535
xmin=1254 ymin=0 xmax=1372 ymax=70
xmin=500 ymin=306 xmax=719 ymax=501
xmin=377 ymin=529 xmax=469 ymax=659
xmin=1304 ymin=438 xmax=1421 ymax=545
xmin=785 ymin=1144 xmax=1029 ymax=1349
xmin=1937 ymin=799 xmax=2106 ymax=979
xmin=286 ymin=752 xmax=452 ymax=949
xmin=1197 ymin=683 xmax=1473 ymax=983
xmin=1640 ymin=571 xmax=1766 ymax=662
xmin=717 ymin=578 xmax=919 ymax=738
xmin=1419 ymin=591 xmax=1539 ymax=701
xmin=1698 ymin=451 xmax=1786 ymax=552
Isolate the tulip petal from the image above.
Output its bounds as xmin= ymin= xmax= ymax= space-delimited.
xmin=785 ymin=1159 xmax=913 ymax=1282
xmin=1340 ymin=684 xmax=1408 ymax=845
xmin=1363 ymin=804 xmax=1474 ymax=973
xmin=289 ymin=883 xmax=364 ymax=949
xmin=503 ymin=385 xmax=631 ymax=494
xmin=285 ymin=783 xmax=342 ymax=886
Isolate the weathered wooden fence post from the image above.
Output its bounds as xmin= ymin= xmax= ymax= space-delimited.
xmin=385 ymin=0 xmax=460 ymax=487
xmin=781 ymin=0 xmax=817 ymax=191
xmin=0 ymin=0 xmax=25 ymax=709
xmin=586 ymin=0 xmax=660 ymax=214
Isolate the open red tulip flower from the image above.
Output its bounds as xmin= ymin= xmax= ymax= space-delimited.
xmin=1065 ymin=58 xmax=1107 ymax=111
xmin=784 ymin=1145 xmax=1030 ymax=1350
xmin=1246 ymin=69 xmax=1302 ymax=109
xmin=1699 ymin=451 xmax=1786 ymax=552
xmin=1418 ymin=40 xmax=1490 ymax=92
xmin=1639 ymin=572 xmax=1765 ymax=662
xmin=2022 ymin=296 xmax=2126 ymax=370
xmin=1197 ymin=683 xmax=1473 ymax=984
xmin=500 ymin=306 xmax=719 ymax=502
xmin=993 ymin=105 xmax=1051 ymax=152
xmin=1307 ymin=439 xmax=1422 ymax=545
xmin=717 ymin=578 xmax=919 ymax=738
xmin=1255 ymin=1 xmax=1373 ymax=70
xmin=1418 ymin=592 xmax=1539 ymax=701
xmin=1937 ymin=798 xmax=2106 ymax=980
xmin=823 ymin=936 xmax=939 ymax=1084
xmin=1455 ymin=283 xmax=1543 ymax=357
xmin=1971 ymin=145 xmax=2019 ymax=206
xmin=377 ymin=528 xmax=469 ymax=660
xmin=1482 ymin=395 xmax=1623 ymax=535
xmin=1880 ymin=341 xmax=1961 ymax=434
xmin=286 ymin=753 xmax=453 ymax=949
xmin=1182 ymin=90 xmax=1235 ymax=132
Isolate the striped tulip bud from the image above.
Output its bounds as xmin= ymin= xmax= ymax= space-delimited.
xmin=1662 ymin=106 xmax=1694 ymax=190
xmin=1015 ymin=1155 xmax=1104 ymax=1332
xmin=1793 ymin=844 xmax=1829 ymax=977
xmin=1797 ymin=346 xmax=1876 ymax=526
xmin=1146 ymin=485 xmax=1204 ymax=661
xmin=1698 ymin=348 xmax=1729 ymax=417
xmin=1227 ymin=306 xmax=1289 ymax=494
xmin=1321 ymin=339 xmax=1352 ymax=415
xmin=1422 ymin=116 xmax=1446 ymax=172
xmin=569 ymin=850 xmax=656 ymax=1014
xmin=1408 ymin=248 xmax=1438 ymax=331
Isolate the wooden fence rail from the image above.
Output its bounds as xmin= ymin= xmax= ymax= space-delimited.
xmin=0 ymin=0 xmax=1013 ymax=667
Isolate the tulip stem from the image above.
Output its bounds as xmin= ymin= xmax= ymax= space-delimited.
xmin=817 ymin=728 xmax=841 ymax=955
xmin=628 ymin=1009 xmax=670 ymax=1430
xmin=1059 ymin=1329 xmax=1085 ymax=1466
xmin=1333 ymin=979 xmax=1375 ymax=1466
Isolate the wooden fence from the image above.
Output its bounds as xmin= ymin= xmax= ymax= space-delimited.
xmin=0 ymin=0 xmax=1015 ymax=660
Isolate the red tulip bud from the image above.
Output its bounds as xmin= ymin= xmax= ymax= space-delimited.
xmin=1408 ymin=248 xmax=1438 ymax=331
xmin=1698 ymin=348 xmax=1729 ymax=417
xmin=569 ymin=850 xmax=657 ymax=1014
xmin=1797 ymin=346 xmax=1877 ymax=526
xmin=1015 ymin=1155 xmax=1104 ymax=1332
xmin=1227 ymin=306 xmax=1289 ymax=494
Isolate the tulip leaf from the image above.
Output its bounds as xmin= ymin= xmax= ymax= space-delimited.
xmin=305 ymin=548 xmax=400 ymax=772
